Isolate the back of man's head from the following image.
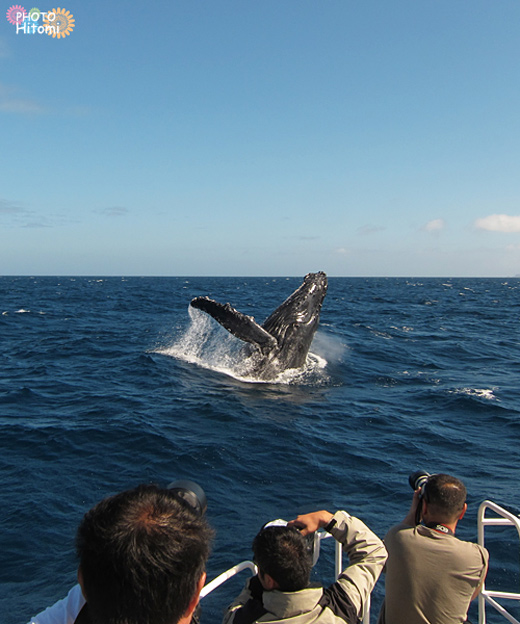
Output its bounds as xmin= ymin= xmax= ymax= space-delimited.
xmin=424 ymin=473 xmax=467 ymax=523
xmin=252 ymin=525 xmax=312 ymax=592
xmin=76 ymin=484 xmax=214 ymax=624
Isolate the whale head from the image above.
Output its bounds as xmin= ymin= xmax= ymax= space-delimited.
xmin=260 ymin=272 xmax=328 ymax=371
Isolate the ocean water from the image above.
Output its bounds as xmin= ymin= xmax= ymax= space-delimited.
xmin=1 ymin=276 xmax=519 ymax=624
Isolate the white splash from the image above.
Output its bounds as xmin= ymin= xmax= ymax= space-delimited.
xmin=156 ymin=307 xmax=329 ymax=385
xmin=451 ymin=387 xmax=498 ymax=401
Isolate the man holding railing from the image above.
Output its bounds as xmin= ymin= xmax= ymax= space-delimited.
xmin=223 ymin=509 xmax=387 ymax=624
xmin=378 ymin=473 xmax=489 ymax=624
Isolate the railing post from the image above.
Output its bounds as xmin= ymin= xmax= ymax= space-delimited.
xmin=478 ymin=501 xmax=487 ymax=624
xmin=334 ymin=537 xmax=371 ymax=624
xmin=334 ymin=539 xmax=343 ymax=580
xmin=477 ymin=500 xmax=520 ymax=624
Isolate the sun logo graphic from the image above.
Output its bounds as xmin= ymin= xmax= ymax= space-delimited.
xmin=6 ymin=5 xmax=75 ymax=37
xmin=6 ymin=4 xmax=26 ymax=24
xmin=43 ymin=7 xmax=74 ymax=38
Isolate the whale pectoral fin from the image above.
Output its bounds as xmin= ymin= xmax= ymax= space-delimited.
xmin=190 ymin=297 xmax=277 ymax=352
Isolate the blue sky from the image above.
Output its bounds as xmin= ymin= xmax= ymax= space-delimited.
xmin=2 ymin=1 xmax=520 ymax=276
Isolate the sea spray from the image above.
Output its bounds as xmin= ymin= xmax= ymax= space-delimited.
xmin=158 ymin=306 xmax=329 ymax=385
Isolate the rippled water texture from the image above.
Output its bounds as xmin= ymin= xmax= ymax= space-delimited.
xmin=1 ymin=276 xmax=519 ymax=623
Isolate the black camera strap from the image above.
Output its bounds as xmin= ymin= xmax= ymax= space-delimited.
xmin=74 ymin=604 xmax=91 ymax=624
xmin=425 ymin=522 xmax=454 ymax=536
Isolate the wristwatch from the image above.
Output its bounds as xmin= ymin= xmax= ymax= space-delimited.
xmin=324 ymin=511 xmax=351 ymax=533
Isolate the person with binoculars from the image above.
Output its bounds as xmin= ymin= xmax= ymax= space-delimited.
xmin=27 ymin=481 xmax=213 ymax=624
xmin=377 ymin=472 xmax=489 ymax=624
xmin=223 ymin=509 xmax=387 ymax=624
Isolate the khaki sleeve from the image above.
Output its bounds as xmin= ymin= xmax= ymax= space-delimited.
xmin=328 ymin=511 xmax=388 ymax=617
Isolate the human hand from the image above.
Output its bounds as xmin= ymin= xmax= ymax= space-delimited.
xmin=403 ymin=489 xmax=422 ymax=526
xmin=287 ymin=510 xmax=333 ymax=536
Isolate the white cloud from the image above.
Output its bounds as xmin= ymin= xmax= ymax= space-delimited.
xmin=0 ymin=81 xmax=89 ymax=117
xmin=0 ymin=82 xmax=45 ymax=114
xmin=335 ymin=247 xmax=350 ymax=255
xmin=22 ymin=220 xmax=52 ymax=228
xmin=423 ymin=219 xmax=445 ymax=232
xmin=96 ymin=206 xmax=129 ymax=217
xmin=0 ymin=201 xmax=40 ymax=227
xmin=0 ymin=37 xmax=10 ymax=58
xmin=475 ymin=214 xmax=520 ymax=233
xmin=0 ymin=198 xmax=65 ymax=228
xmin=358 ymin=224 xmax=386 ymax=235
xmin=0 ymin=199 xmax=24 ymax=215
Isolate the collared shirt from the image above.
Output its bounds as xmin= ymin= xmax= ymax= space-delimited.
xmin=378 ymin=522 xmax=489 ymax=624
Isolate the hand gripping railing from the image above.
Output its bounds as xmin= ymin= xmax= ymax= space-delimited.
xmin=200 ymin=531 xmax=370 ymax=624
xmin=478 ymin=500 xmax=520 ymax=624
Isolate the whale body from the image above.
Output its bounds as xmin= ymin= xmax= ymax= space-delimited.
xmin=190 ymin=272 xmax=328 ymax=380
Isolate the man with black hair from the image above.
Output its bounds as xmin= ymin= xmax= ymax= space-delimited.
xmin=224 ymin=509 xmax=387 ymax=624
xmin=28 ymin=484 xmax=214 ymax=624
xmin=378 ymin=473 xmax=489 ymax=624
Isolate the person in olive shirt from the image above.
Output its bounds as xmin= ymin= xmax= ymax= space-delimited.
xmin=378 ymin=473 xmax=489 ymax=624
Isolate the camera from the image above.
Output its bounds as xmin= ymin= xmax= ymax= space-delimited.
xmin=168 ymin=479 xmax=207 ymax=516
xmin=408 ymin=470 xmax=431 ymax=493
xmin=261 ymin=519 xmax=321 ymax=567
xmin=408 ymin=471 xmax=434 ymax=525
xmin=167 ymin=480 xmax=207 ymax=624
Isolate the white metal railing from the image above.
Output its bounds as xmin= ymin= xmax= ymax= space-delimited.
xmin=200 ymin=560 xmax=258 ymax=598
xmin=201 ymin=501 xmax=519 ymax=624
xmin=201 ymin=529 xmax=370 ymax=624
xmin=478 ymin=500 xmax=520 ymax=624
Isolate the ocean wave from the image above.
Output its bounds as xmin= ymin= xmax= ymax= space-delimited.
xmin=448 ymin=387 xmax=498 ymax=401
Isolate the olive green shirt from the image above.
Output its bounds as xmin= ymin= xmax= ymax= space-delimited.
xmin=378 ymin=523 xmax=489 ymax=624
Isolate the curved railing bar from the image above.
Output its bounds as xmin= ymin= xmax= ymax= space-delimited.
xmin=200 ymin=560 xmax=258 ymax=599
xmin=478 ymin=500 xmax=520 ymax=624
xmin=200 ymin=530 xmax=369 ymax=624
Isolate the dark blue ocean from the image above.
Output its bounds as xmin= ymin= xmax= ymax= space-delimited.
xmin=1 ymin=276 xmax=519 ymax=624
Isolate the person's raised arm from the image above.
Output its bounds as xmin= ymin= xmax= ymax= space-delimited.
xmin=287 ymin=510 xmax=333 ymax=535
xmin=290 ymin=510 xmax=387 ymax=621
xmin=402 ymin=489 xmax=421 ymax=526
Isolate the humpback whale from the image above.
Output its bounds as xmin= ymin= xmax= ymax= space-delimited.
xmin=190 ymin=271 xmax=328 ymax=380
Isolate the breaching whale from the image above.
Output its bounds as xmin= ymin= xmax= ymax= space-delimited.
xmin=190 ymin=271 xmax=328 ymax=380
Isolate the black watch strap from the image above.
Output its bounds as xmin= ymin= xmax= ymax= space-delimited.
xmin=324 ymin=517 xmax=337 ymax=533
